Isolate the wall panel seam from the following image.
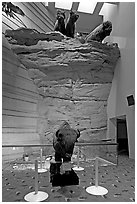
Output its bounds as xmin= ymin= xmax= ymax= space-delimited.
xmin=3 ymin=108 xmax=37 ymax=114
xmin=2 ymin=13 xmax=21 ymax=28
xmin=21 ymin=3 xmax=52 ymax=32
xmin=3 ymin=114 xmax=38 ymax=118
xmin=3 ymin=69 xmax=33 ymax=83
xmin=2 ymin=21 xmax=14 ymax=30
xmin=2 ymin=94 xmax=37 ymax=104
xmin=2 ymin=82 xmax=38 ymax=96
xmin=2 ymin=88 xmax=39 ymax=101
xmin=32 ymin=2 xmax=54 ymax=26
xmin=28 ymin=2 xmax=54 ymax=30
xmin=2 ymin=56 xmax=27 ymax=70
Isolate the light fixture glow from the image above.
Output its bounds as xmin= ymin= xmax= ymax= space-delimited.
xmin=78 ymin=0 xmax=97 ymax=14
xmin=45 ymin=2 xmax=48 ymax=7
xmin=55 ymin=1 xmax=73 ymax=10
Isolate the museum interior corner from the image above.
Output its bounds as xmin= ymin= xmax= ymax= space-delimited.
xmin=2 ymin=2 xmax=135 ymax=202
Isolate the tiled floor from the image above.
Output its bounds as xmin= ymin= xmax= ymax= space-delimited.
xmin=2 ymin=154 xmax=135 ymax=202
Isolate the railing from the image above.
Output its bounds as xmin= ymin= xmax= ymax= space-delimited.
xmin=2 ymin=141 xmax=118 ymax=147
xmin=2 ymin=142 xmax=118 ymax=201
xmin=2 ymin=142 xmax=118 ymax=165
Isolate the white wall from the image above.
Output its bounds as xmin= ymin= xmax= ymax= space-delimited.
xmin=2 ymin=2 xmax=54 ymax=161
xmin=100 ymin=2 xmax=135 ymax=158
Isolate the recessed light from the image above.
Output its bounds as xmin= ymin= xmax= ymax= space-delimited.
xmin=78 ymin=1 xmax=97 ymax=14
xmin=55 ymin=1 xmax=73 ymax=10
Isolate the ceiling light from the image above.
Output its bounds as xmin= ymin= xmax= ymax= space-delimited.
xmin=45 ymin=2 xmax=48 ymax=7
xmin=78 ymin=0 xmax=97 ymax=14
xmin=55 ymin=1 xmax=73 ymax=10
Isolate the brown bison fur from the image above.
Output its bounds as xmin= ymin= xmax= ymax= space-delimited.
xmin=65 ymin=10 xmax=79 ymax=38
xmin=54 ymin=9 xmax=66 ymax=35
xmin=53 ymin=121 xmax=80 ymax=162
xmin=85 ymin=21 xmax=112 ymax=43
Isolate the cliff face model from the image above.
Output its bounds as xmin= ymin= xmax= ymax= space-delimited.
xmin=5 ymin=29 xmax=120 ymax=144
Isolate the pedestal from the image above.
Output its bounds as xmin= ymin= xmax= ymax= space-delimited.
xmin=73 ymin=166 xmax=84 ymax=171
xmin=24 ymin=160 xmax=48 ymax=202
xmin=86 ymin=157 xmax=108 ymax=196
xmin=24 ymin=191 xmax=48 ymax=202
xmin=73 ymin=147 xmax=84 ymax=171
xmin=38 ymin=168 xmax=47 ymax=173
xmin=38 ymin=148 xmax=47 ymax=173
xmin=86 ymin=186 xmax=108 ymax=195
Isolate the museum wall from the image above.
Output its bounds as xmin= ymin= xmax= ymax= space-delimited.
xmin=100 ymin=2 xmax=135 ymax=158
xmin=2 ymin=2 xmax=134 ymax=160
xmin=2 ymin=2 xmax=54 ymax=160
xmin=2 ymin=2 xmax=103 ymax=161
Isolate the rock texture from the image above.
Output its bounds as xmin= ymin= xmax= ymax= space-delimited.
xmin=5 ymin=28 xmax=65 ymax=46
xmin=5 ymin=30 xmax=120 ymax=143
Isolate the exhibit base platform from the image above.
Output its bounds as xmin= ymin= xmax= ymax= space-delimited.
xmin=24 ymin=191 xmax=48 ymax=202
xmin=86 ymin=185 xmax=108 ymax=195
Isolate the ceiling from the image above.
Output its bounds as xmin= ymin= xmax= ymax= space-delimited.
xmin=55 ymin=1 xmax=98 ymax=14
xmin=46 ymin=2 xmax=119 ymax=15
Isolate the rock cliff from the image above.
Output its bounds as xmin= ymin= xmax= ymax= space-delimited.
xmin=5 ymin=29 xmax=120 ymax=143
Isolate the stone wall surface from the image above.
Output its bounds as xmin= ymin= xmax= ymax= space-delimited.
xmin=5 ymin=30 xmax=120 ymax=143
